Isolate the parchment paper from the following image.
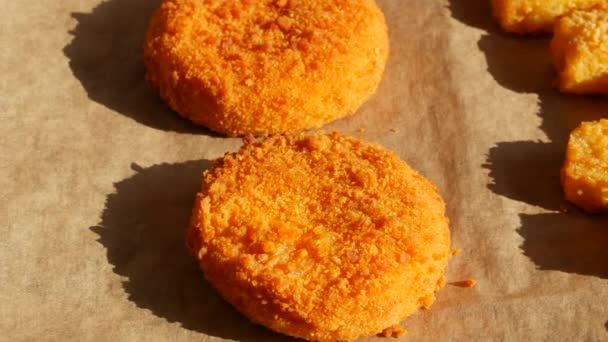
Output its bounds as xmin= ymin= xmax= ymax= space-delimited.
xmin=2 ymin=0 xmax=607 ymax=340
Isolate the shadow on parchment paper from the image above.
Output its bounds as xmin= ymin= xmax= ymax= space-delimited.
xmin=518 ymin=212 xmax=608 ymax=279
xmin=448 ymin=0 xmax=608 ymax=279
xmin=448 ymin=0 xmax=608 ymax=211
xmin=64 ymin=0 xmax=214 ymax=135
xmin=91 ymin=161 xmax=287 ymax=341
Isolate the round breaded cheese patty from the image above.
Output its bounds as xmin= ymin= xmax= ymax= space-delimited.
xmin=144 ymin=0 xmax=388 ymax=136
xmin=187 ymin=132 xmax=451 ymax=341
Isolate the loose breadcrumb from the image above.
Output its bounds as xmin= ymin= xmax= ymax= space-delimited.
xmin=379 ymin=325 xmax=407 ymax=338
xmin=451 ymin=279 xmax=476 ymax=288
xmin=144 ymin=0 xmax=389 ymax=136
xmin=561 ymin=119 xmax=608 ymax=213
xmin=187 ymin=132 xmax=452 ymax=341
xmin=491 ymin=0 xmax=603 ymax=34
xmin=551 ymin=6 xmax=608 ymax=94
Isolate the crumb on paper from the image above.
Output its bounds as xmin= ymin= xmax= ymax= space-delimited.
xmin=390 ymin=128 xmax=398 ymax=133
xmin=436 ymin=275 xmax=446 ymax=288
xmin=357 ymin=128 xmax=366 ymax=133
xmin=451 ymin=278 xmax=476 ymax=288
xmin=378 ymin=325 xmax=407 ymax=338
xmin=451 ymin=248 xmax=461 ymax=256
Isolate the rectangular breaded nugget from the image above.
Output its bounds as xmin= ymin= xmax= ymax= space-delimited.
xmin=492 ymin=0 xmax=603 ymax=34
xmin=551 ymin=7 xmax=608 ymax=94
xmin=561 ymin=119 xmax=608 ymax=213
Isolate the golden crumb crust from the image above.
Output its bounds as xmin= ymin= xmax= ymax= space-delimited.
xmin=144 ymin=0 xmax=388 ymax=136
xmin=491 ymin=0 xmax=603 ymax=34
xmin=561 ymin=119 xmax=608 ymax=213
xmin=187 ymin=132 xmax=452 ymax=341
xmin=551 ymin=6 xmax=608 ymax=94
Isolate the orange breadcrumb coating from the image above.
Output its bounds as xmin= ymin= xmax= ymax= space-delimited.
xmin=144 ymin=0 xmax=388 ymax=136
xmin=561 ymin=119 xmax=608 ymax=213
xmin=491 ymin=0 xmax=603 ymax=34
xmin=187 ymin=132 xmax=452 ymax=341
xmin=551 ymin=7 xmax=608 ymax=94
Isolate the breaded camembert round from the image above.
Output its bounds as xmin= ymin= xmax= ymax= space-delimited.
xmin=562 ymin=119 xmax=608 ymax=213
xmin=144 ymin=0 xmax=389 ymax=136
xmin=187 ymin=132 xmax=452 ymax=341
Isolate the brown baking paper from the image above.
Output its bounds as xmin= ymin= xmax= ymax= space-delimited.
xmin=2 ymin=0 xmax=607 ymax=340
